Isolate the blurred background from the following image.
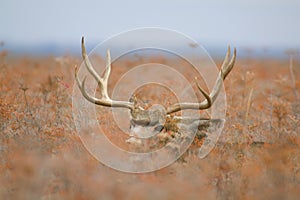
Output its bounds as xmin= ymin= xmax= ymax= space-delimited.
xmin=1 ymin=0 xmax=300 ymax=57
xmin=1 ymin=1 xmax=300 ymax=199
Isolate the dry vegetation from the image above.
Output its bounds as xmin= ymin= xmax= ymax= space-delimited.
xmin=0 ymin=50 xmax=300 ymax=199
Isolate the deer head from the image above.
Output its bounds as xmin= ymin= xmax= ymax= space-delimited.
xmin=75 ymin=37 xmax=236 ymax=145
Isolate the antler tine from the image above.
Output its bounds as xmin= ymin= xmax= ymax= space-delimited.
xmin=81 ymin=37 xmax=102 ymax=85
xmin=195 ymin=77 xmax=212 ymax=108
xmin=103 ymin=49 xmax=111 ymax=83
xmin=100 ymin=49 xmax=111 ymax=99
xmin=222 ymin=47 xmax=236 ymax=79
xmin=209 ymin=46 xmax=236 ymax=103
xmin=220 ymin=46 xmax=231 ymax=74
xmin=166 ymin=46 xmax=236 ymax=114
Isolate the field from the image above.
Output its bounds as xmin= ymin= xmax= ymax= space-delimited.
xmin=0 ymin=50 xmax=300 ymax=199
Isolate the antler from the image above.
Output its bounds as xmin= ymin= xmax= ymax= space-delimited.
xmin=75 ymin=37 xmax=236 ymax=117
xmin=166 ymin=46 xmax=236 ymax=114
xmin=75 ymin=37 xmax=134 ymax=110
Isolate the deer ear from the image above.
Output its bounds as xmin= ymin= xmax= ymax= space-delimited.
xmin=129 ymin=94 xmax=138 ymax=105
xmin=154 ymin=125 xmax=164 ymax=132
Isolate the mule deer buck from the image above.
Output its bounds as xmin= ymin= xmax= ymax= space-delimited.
xmin=75 ymin=37 xmax=236 ymax=151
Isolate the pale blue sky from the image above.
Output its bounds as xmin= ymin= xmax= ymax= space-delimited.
xmin=1 ymin=0 xmax=300 ymax=50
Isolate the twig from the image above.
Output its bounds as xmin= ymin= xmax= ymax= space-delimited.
xmin=244 ymin=88 xmax=253 ymax=128
xmin=289 ymin=55 xmax=299 ymax=100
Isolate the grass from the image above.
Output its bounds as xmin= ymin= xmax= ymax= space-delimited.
xmin=0 ymin=51 xmax=300 ymax=199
